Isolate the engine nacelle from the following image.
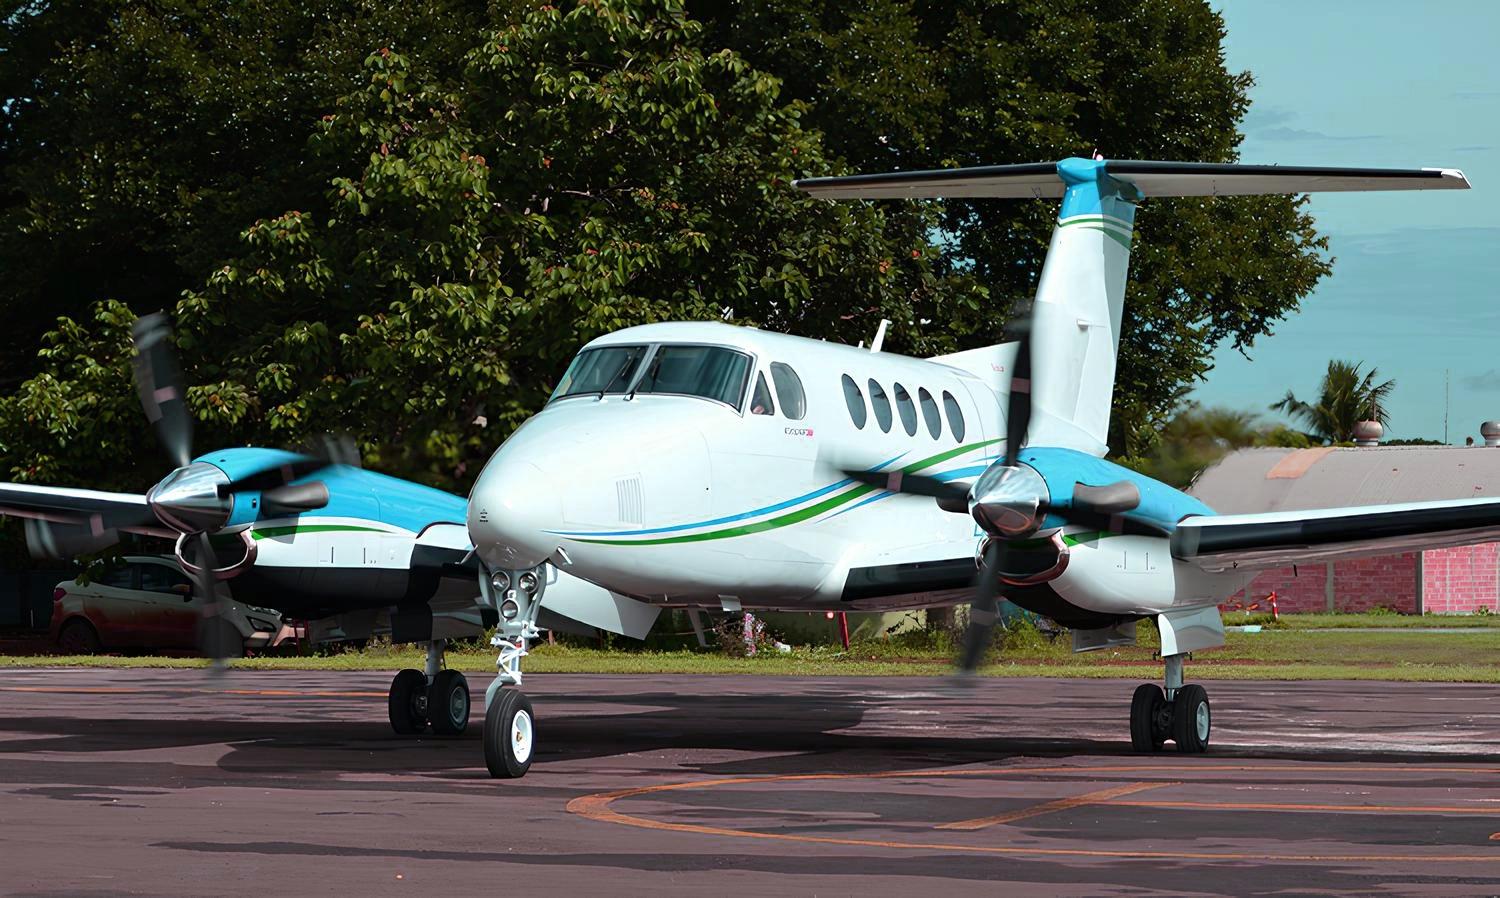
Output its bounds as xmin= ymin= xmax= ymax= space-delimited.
xmin=1046 ymin=531 xmax=1250 ymax=617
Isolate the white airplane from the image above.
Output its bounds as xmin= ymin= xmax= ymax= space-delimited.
xmin=0 ymin=316 xmax=657 ymax=753
xmin=465 ymin=156 xmax=1496 ymax=778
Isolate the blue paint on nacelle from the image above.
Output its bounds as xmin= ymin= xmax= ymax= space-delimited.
xmin=1018 ymin=447 xmax=1214 ymax=532
xmin=192 ymin=447 xmax=467 ymax=533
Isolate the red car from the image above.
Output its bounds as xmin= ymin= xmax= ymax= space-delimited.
xmin=49 ymin=556 xmax=294 ymax=656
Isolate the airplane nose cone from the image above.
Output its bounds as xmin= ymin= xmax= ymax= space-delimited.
xmin=148 ymin=462 xmax=232 ymax=533
xmin=468 ymin=460 xmax=562 ymax=570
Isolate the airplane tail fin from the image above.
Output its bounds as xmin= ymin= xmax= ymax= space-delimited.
xmin=797 ymin=159 xmax=1468 ymax=456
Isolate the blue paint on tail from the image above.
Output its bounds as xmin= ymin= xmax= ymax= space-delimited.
xmin=1056 ymin=157 xmax=1142 ymax=223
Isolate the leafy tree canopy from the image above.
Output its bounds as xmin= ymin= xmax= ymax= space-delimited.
xmin=0 ymin=0 xmax=1331 ymax=495
xmin=1121 ymin=401 xmax=1309 ymax=489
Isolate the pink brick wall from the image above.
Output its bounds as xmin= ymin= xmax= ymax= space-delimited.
xmin=1234 ymin=544 xmax=1500 ymax=615
xmin=1422 ymin=543 xmax=1500 ymax=613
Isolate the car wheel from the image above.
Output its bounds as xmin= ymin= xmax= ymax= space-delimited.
xmin=58 ymin=619 xmax=101 ymax=654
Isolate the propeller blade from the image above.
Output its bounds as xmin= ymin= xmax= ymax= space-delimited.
xmin=187 ymin=531 xmax=233 ymax=670
xmin=842 ymin=468 xmax=970 ymax=507
xmin=216 ymin=455 xmax=334 ymax=496
xmin=23 ymin=518 xmax=121 ymax=560
xmin=1003 ymin=317 xmax=1032 ymax=469
xmin=260 ymin=481 xmax=330 ymax=515
xmin=130 ymin=314 xmax=194 ymax=470
xmin=957 ymin=541 xmax=1005 ymax=673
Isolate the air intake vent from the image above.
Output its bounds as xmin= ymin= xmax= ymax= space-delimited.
xmin=616 ymin=477 xmax=643 ymax=525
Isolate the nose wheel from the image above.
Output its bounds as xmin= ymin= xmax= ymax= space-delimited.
xmin=484 ymin=688 xmax=535 ymax=778
xmin=1129 ymin=654 xmax=1210 ymax=753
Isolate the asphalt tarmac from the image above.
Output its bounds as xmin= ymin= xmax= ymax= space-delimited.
xmin=3 ymin=668 xmax=1500 ymax=896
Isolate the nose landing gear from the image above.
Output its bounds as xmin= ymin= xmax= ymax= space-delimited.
xmin=480 ymin=564 xmax=546 ymax=778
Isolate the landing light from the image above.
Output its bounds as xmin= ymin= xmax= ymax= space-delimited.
xmin=490 ymin=570 xmax=510 ymax=594
xmin=517 ymin=570 xmax=540 ymax=595
xmin=500 ymin=598 xmax=520 ymax=621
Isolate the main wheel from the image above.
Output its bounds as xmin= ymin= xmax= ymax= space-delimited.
xmin=1129 ymin=683 xmax=1167 ymax=752
xmin=388 ymin=668 xmax=428 ymax=735
xmin=427 ymin=670 xmax=471 ymax=736
xmin=57 ymin=619 xmax=101 ymax=654
xmin=484 ymin=688 xmax=535 ymax=779
xmin=1171 ymin=684 xmax=1211 ymax=753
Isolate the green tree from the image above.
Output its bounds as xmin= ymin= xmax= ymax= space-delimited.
xmin=0 ymin=0 xmax=490 ymax=388
xmin=1271 ymin=359 xmax=1396 ymax=445
xmin=0 ymin=0 xmax=969 ymax=489
xmin=695 ymin=0 xmax=1332 ymax=452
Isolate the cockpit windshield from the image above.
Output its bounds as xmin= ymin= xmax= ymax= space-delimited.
xmin=633 ymin=345 xmax=752 ymax=408
xmin=550 ymin=345 xmax=649 ymax=401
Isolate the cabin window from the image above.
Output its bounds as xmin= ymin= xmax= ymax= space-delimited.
xmin=893 ymin=383 xmax=918 ymax=436
xmin=942 ymin=390 xmax=966 ymax=442
xmin=550 ymin=344 xmax=649 ymax=401
xmin=842 ymin=374 xmax=867 ymax=429
xmin=918 ymin=388 xmax=941 ymax=439
xmin=769 ymin=362 xmax=806 ymax=420
xmin=750 ymin=372 xmax=775 ymax=416
xmin=633 ymin=345 xmax=752 ymax=408
xmin=868 ymin=379 xmax=893 ymax=433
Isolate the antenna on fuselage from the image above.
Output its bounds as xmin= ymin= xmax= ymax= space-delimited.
xmin=869 ymin=319 xmax=890 ymax=353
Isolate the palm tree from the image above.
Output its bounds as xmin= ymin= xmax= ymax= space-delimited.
xmin=1271 ymin=360 xmax=1396 ymax=444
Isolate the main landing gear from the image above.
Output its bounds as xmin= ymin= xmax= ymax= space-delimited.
xmin=1130 ymin=653 xmax=1210 ymax=753
xmin=388 ymin=638 xmax=472 ymax=736
xmin=480 ymin=566 xmax=546 ymax=778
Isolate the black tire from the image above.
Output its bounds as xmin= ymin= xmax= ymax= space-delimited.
xmin=388 ymin=668 xmax=428 ymax=735
xmin=427 ymin=670 xmax=471 ymax=736
xmin=484 ymin=689 xmax=535 ymax=779
xmin=1171 ymin=684 xmax=1211 ymax=753
xmin=1129 ymin=683 xmax=1166 ymax=752
xmin=57 ymin=618 xmax=101 ymax=654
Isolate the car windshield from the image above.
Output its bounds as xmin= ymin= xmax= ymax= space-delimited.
xmin=550 ymin=345 xmax=649 ymax=401
xmin=633 ymin=345 xmax=752 ymax=408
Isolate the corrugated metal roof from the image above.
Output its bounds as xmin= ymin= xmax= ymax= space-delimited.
xmin=1188 ymin=446 xmax=1500 ymax=514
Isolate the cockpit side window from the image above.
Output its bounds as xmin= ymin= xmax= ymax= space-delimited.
xmin=868 ymin=379 xmax=893 ymax=433
xmin=550 ymin=344 xmax=649 ymax=401
xmin=918 ymin=388 xmax=942 ymax=439
xmin=893 ymin=383 xmax=917 ymax=436
xmin=633 ymin=344 xmax=752 ymax=409
xmin=842 ymin=375 xmax=867 ymax=429
xmin=769 ymin=363 xmax=806 ymax=420
xmin=942 ymin=390 xmax=966 ymax=442
xmin=750 ymin=372 xmax=775 ymax=416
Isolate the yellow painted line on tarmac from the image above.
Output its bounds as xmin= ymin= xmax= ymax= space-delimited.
xmin=936 ymin=781 xmax=1172 ymax=830
xmin=566 ymin=766 xmax=1500 ymax=863
xmin=1111 ymin=797 xmax=1500 ymax=816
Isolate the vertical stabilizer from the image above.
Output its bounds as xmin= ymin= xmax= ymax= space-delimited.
xmin=1026 ymin=159 xmax=1138 ymax=455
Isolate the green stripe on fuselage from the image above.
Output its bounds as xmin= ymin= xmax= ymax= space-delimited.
xmin=570 ymin=438 xmax=1003 ymax=547
xmin=250 ymin=524 xmax=391 ymax=540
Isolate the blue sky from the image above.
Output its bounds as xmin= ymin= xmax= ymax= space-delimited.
xmin=1189 ymin=1 xmax=1500 ymax=441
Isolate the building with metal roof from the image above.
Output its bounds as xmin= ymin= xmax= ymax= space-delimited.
xmin=1190 ymin=445 xmax=1500 ymax=614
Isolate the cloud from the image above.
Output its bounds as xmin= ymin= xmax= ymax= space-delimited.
xmin=1257 ymin=126 xmax=1383 ymax=142
xmin=1243 ymin=105 xmax=1297 ymax=129
xmin=1463 ymin=370 xmax=1500 ymax=391
xmin=1454 ymin=145 xmax=1492 ymax=152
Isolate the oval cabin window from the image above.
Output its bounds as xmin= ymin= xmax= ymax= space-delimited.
xmin=842 ymin=375 xmax=867 ymax=429
xmin=868 ymin=379 xmax=893 ymax=433
xmin=893 ymin=383 xmax=918 ymax=436
xmin=918 ymin=387 xmax=941 ymax=439
xmin=942 ymin=390 xmax=966 ymax=442
xmin=770 ymin=363 xmax=806 ymax=420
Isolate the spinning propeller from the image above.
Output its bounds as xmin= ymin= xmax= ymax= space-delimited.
xmin=26 ymin=313 xmax=344 ymax=664
xmin=844 ymin=308 xmax=1153 ymax=674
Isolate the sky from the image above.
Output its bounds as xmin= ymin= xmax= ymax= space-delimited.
xmin=1189 ymin=1 xmax=1500 ymax=442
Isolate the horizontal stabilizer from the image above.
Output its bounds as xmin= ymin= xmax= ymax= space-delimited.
xmin=795 ymin=160 xmax=1470 ymax=199
xmin=1172 ymin=497 xmax=1500 ymax=572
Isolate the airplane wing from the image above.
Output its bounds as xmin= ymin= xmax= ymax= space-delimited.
xmin=0 ymin=483 xmax=163 ymax=531
xmin=1171 ymin=498 xmax=1500 ymax=572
